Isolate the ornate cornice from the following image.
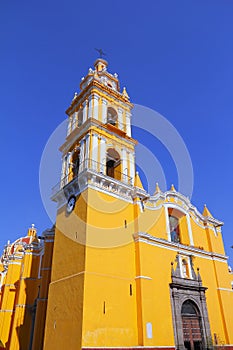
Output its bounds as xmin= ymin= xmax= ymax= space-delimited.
xmin=60 ymin=118 xmax=137 ymax=155
xmin=133 ymin=232 xmax=228 ymax=262
xmin=66 ymin=80 xmax=133 ymax=115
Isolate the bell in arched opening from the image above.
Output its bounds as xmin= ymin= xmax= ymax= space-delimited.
xmin=106 ymin=148 xmax=121 ymax=180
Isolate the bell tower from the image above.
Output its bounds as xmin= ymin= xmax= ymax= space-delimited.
xmin=44 ymin=58 xmax=145 ymax=350
xmin=57 ymin=57 xmax=136 ymax=193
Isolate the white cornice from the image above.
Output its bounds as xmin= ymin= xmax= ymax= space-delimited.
xmin=134 ymin=232 xmax=228 ymax=262
xmin=60 ymin=118 xmax=136 ymax=155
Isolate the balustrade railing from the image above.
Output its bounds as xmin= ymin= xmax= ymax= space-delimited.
xmin=51 ymin=159 xmax=132 ymax=196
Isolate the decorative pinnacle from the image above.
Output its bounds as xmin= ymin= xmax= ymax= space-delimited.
xmin=170 ymin=184 xmax=176 ymax=192
xmin=73 ymin=92 xmax=78 ymax=100
xmin=154 ymin=182 xmax=161 ymax=195
xmin=122 ymin=87 xmax=129 ymax=99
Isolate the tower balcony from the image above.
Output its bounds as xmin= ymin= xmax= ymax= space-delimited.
xmin=51 ymin=159 xmax=133 ymax=202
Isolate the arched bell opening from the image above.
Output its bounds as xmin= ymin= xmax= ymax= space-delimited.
xmin=72 ymin=148 xmax=80 ymax=178
xmin=107 ymin=107 xmax=118 ymax=126
xmin=106 ymin=148 xmax=121 ymax=180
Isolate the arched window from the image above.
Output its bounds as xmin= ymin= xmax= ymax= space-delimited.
xmin=107 ymin=107 xmax=118 ymax=126
xmin=106 ymin=148 xmax=121 ymax=180
xmin=169 ymin=215 xmax=180 ymax=243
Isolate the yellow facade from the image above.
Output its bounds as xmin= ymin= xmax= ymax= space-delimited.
xmin=0 ymin=226 xmax=54 ymax=350
xmin=43 ymin=58 xmax=233 ymax=350
xmin=0 ymin=58 xmax=233 ymax=350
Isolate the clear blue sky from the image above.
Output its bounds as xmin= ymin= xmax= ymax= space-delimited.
xmin=0 ymin=1 xmax=233 ymax=263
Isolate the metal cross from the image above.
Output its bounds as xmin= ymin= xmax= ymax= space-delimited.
xmin=95 ymin=48 xmax=106 ymax=58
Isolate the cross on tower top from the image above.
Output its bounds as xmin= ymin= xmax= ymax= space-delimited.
xmin=95 ymin=48 xmax=106 ymax=58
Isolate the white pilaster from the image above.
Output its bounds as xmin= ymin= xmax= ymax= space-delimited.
xmin=122 ymin=148 xmax=128 ymax=183
xmin=83 ymin=100 xmax=88 ymax=123
xmin=100 ymin=137 xmax=106 ymax=174
xmin=102 ymin=98 xmax=107 ymax=123
xmin=126 ymin=112 xmax=131 ymax=137
xmin=67 ymin=118 xmax=72 ymax=136
xmin=74 ymin=111 xmax=79 ymax=129
xmin=85 ymin=133 xmax=90 ymax=169
xmin=61 ymin=156 xmax=66 ymax=179
xmin=79 ymin=139 xmax=85 ymax=173
xmin=71 ymin=112 xmax=77 ymax=131
xmin=129 ymin=152 xmax=135 ymax=185
xmin=187 ymin=257 xmax=193 ymax=279
xmin=164 ymin=205 xmax=171 ymax=241
xmin=93 ymin=94 xmax=99 ymax=120
xmin=88 ymin=95 xmax=92 ymax=119
xmin=186 ymin=213 xmax=194 ymax=246
xmin=118 ymin=108 xmax=123 ymax=130
xmin=92 ymin=133 xmax=98 ymax=170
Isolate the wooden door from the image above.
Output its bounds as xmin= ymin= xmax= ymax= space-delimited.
xmin=183 ymin=316 xmax=203 ymax=350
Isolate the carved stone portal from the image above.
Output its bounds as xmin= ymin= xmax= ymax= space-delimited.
xmin=170 ymin=255 xmax=213 ymax=350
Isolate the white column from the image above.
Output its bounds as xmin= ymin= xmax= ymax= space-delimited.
xmin=118 ymin=108 xmax=123 ymax=130
xmin=100 ymin=137 xmax=106 ymax=174
xmin=186 ymin=213 xmax=194 ymax=246
xmin=93 ymin=94 xmax=99 ymax=120
xmin=83 ymin=100 xmax=88 ymax=123
xmin=88 ymin=95 xmax=92 ymax=119
xmin=66 ymin=152 xmax=72 ymax=176
xmin=164 ymin=205 xmax=171 ymax=241
xmin=129 ymin=152 xmax=135 ymax=185
xmin=92 ymin=133 xmax=98 ymax=170
xmin=102 ymin=98 xmax=107 ymax=123
xmin=75 ymin=111 xmax=79 ymax=128
xmin=122 ymin=148 xmax=128 ymax=183
xmin=71 ymin=113 xmax=77 ymax=131
xmin=79 ymin=139 xmax=85 ymax=173
xmin=67 ymin=118 xmax=72 ymax=136
xmin=84 ymin=133 xmax=90 ymax=169
xmin=126 ymin=112 xmax=131 ymax=137
xmin=60 ymin=156 xmax=66 ymax=187
xmin=187 ymin=258 xmax=193 ymax=279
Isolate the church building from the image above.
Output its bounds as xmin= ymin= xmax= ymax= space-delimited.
xmin=0 ymin=58 xmax=233 ymax=350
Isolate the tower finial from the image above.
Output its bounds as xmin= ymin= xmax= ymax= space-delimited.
xmin=95 ymin=48 xmax=107 ymax=58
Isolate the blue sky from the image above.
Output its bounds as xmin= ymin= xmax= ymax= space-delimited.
xmin=0 ymin=1 xmax=233 ymax=263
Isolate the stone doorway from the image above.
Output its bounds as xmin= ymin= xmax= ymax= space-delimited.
xmin=170 ymin=255 xmax=212 ymax=350
xmin=182 ymin=300 xmax=203 ymax=350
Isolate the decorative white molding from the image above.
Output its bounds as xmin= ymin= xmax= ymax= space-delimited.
xmin=186 ymin=213 xmax=194 ymax=246
xmin=135 ymin=275 xmax=152 ymax=280
xmin=164 ymin=205 xmax=171 ymax=241
xmin=125 ymin=112 xmax=131 ymax=137
xmin=133 ymin=232 xmax=228 ymax=262
xmin=217 ymin=287 xmax=233 ymax=292
xmin=83 ymin=99 xmax=88 ymax=123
